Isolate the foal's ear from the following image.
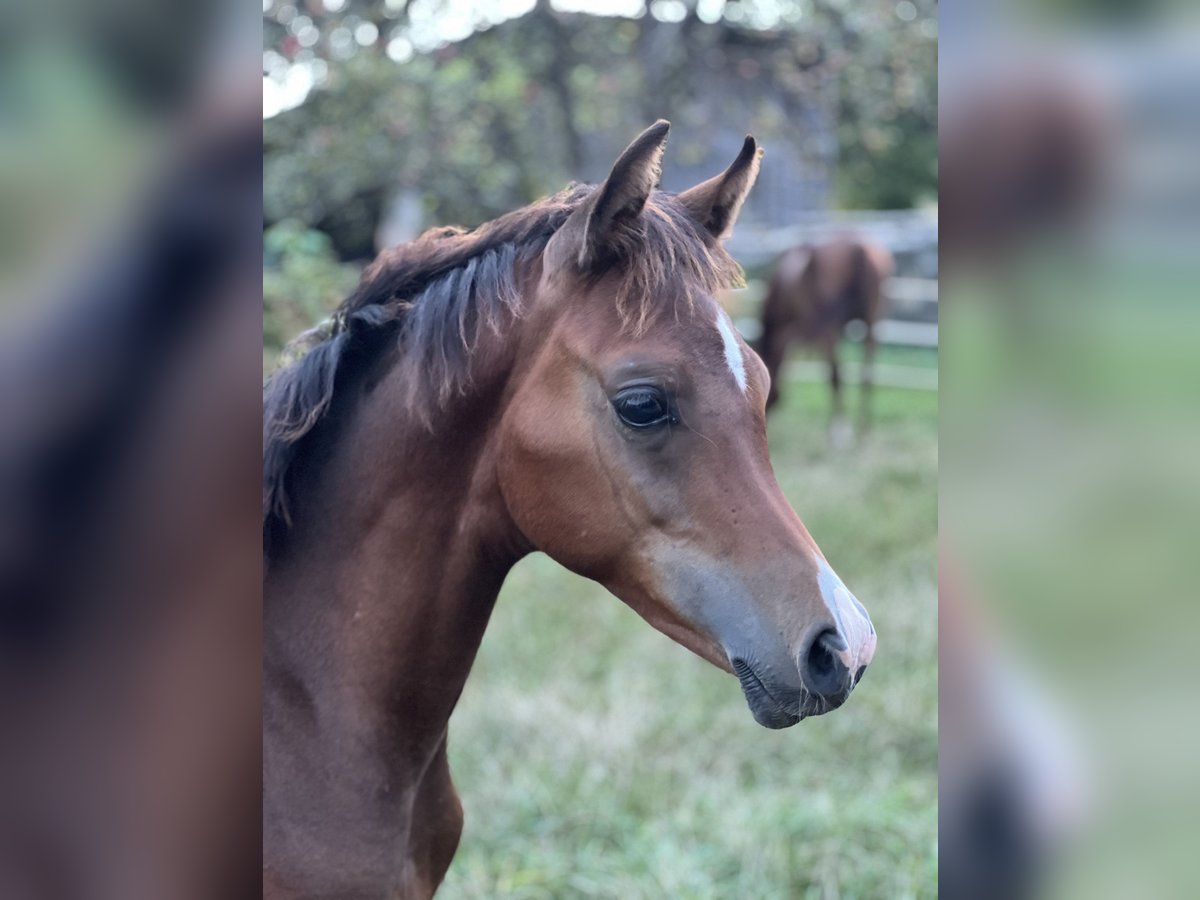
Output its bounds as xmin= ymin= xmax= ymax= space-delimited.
xmin=574 ymin=119 xmax=671 ymax=269
xmin=678 ymin=135 xmax=763 ymax=241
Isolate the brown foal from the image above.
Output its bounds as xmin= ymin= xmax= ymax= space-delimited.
xmin=263 ymin=122 xmax=876 ymax=898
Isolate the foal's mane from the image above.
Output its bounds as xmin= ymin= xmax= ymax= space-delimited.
xmin=263 ymin=183 xmax=742 ymax=556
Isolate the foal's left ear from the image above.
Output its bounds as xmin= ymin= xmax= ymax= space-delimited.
xmin=678 ymin=135 xmax=763 ymax=241
xmin=573 ymin=119 xmax=671 ymax=270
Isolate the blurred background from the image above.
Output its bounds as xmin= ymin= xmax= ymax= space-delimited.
xmin=265 ymin=1 xmax=937 ymax=897
xmin=939 ymin=0 xmax=1200 ymax=897
xmin=263 ymin=0 xmax=938 ymax=366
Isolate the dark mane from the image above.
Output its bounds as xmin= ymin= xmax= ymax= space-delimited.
xmin=263 ymin=184 xmax=742 ymax=556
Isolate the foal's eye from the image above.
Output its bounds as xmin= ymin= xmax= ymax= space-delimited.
xmin=613 ymin=386 xmax=674 ymax=429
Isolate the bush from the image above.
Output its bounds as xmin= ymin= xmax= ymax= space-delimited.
xmin=262 ymin=220 xmax=361 ymax=374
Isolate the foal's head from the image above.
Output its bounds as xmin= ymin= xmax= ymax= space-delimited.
xmin=497 ymin=122 xmax=876 ymax=726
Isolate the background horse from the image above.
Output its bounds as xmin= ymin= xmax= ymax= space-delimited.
xmin=939 ymin=70 xmax=1109 ymax=272
xmin=263 ymin=122 xmax=876 ymax=898
xmin=756 ymin=237 xmax=893 ymax=440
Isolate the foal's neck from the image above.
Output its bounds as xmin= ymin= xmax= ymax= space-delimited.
xmin=264 ymin=347 xmax=528 ymax=779
xmin=263 ymin=382 xmax=524 ymax=892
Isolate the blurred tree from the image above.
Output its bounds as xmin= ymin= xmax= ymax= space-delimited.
xmin=818 ymin=0 xmax=938 ymax=209
xmin=262 ymin=219 xmax=362 ymax=370
xmin=263 ymin=0 xmax=936 ymax=255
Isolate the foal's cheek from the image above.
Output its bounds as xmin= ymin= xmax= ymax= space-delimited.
xmin=496 ymin=381 xmax=628 ymax=576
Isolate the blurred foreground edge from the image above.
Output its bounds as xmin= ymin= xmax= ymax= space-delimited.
xmin=0 ymin=91 xmax=263 ymax=899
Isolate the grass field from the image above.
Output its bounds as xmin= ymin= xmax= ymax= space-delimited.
xmin=440 ymin=367 xmax=938 ymax=899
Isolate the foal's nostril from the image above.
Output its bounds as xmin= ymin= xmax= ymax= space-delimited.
xmin=800 ymin=628 xmax=853 ymax=699
xmin=821 ymin=630 xmax=849 ymax=653
xmin=810 ymin=633 xmax=838 ymax=677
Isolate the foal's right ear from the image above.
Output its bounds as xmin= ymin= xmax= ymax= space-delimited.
xmin=678 ymin=135 xmax=763 ymax=241
xmin=568 ymin=120 xmax=671 ymax=271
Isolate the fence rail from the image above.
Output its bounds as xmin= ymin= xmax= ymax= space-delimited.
xmin=728 ymin=209 xmax=939 ymax=272
xmin=732 ymin=275 xmax=939 ymax=349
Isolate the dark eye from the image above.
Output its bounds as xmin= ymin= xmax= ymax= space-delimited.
xmin=613 ymin=386 xmax=674 ymax=429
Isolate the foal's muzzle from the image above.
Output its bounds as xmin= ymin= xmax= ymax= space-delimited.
xmin=814 ymin=558 xmax=877 ymax=680
xmin=730 ymin=560 xmax=877 ymax=728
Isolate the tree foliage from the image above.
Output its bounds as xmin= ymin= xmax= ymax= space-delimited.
xmin=264 ymin=0 xmax=936 ymax=261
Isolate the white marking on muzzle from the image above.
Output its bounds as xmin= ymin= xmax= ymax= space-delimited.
xmin=816 ymin=558 xmax=877 ymax=674
xmin=715 ymin=310 xmax=748 ymax=393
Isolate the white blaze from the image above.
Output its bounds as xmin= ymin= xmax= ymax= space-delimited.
xmin=715 ymin=310 xmax=748 ymax=393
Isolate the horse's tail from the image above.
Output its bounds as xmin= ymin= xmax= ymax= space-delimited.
xmin=760 ymin=245 xmax=812 ymax=333
xmin=756 ymin=245 xmax=813 ymax=408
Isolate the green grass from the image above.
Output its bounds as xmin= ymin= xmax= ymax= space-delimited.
xmin=834 ymin=340 xmax=938 ymax=370
xmin=441 ymin=375 xmax=938 ymax=899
